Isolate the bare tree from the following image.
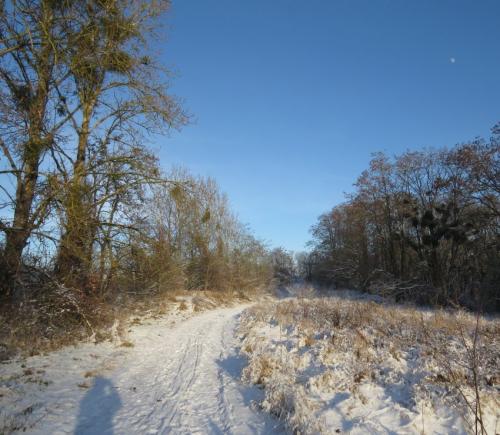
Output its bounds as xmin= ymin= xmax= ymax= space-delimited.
xmin=0 ymin=0 xmax=78 ymax=294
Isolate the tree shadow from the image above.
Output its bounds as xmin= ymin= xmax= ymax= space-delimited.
xmin=74 ymin=376 xmax=122 ymax=435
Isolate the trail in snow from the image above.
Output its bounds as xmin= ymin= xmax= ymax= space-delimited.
xmin=1 ymin=305 xmax=284 ymax=435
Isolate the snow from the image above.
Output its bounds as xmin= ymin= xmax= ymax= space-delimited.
xmin=0 ymin=303 xmax=283 ymax=434
xmin=238 ymin=296 xmax=500 ymax=434
xmin=2 ymin=292 xmax=498 ymax=435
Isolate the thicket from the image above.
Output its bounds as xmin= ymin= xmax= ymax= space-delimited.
xmin=304 ymin=129 xmax=500 ymax=311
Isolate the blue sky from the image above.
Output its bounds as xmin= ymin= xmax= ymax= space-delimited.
xmin=155 ymin=0 xmax=500 ymax=252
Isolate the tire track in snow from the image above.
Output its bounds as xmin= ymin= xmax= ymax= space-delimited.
xmin=163 ymin=334 xmax=202 ymax=431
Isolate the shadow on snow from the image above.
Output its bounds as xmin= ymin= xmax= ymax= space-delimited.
xmin=75 ymin=376 xmax=122 ymax=435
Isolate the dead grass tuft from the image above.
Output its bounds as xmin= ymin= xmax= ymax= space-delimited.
xmin=120 ymin=340 xmax=134 ymax=348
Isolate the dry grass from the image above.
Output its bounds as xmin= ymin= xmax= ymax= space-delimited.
xmin=0 ymin=285 xmax=268 ymax=361
xmin=239 ymin=296 xmax=500 ymax=434
xmin=119 ymin=340 xmax=134 ymax=348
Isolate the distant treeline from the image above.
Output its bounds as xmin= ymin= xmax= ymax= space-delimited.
xmin=303 ymin=127 xmax=500 ymax=311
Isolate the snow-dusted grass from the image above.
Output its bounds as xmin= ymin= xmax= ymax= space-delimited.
xmin=238 ymin=294 xmax=500 ymax=434
xmin=0 ymin=287 xmax=256 ymax=361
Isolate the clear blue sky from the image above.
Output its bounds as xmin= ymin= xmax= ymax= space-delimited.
xmin=155 ymin=0 xmax=500 ymax=252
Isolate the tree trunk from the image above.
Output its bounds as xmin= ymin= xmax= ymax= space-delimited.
xmin=55 ymin=107 xmax=94 ymax=290
xmin=1 ymin=151 xmax=40 ymax=294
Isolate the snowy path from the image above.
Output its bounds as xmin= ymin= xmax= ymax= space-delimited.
xmin=1 ymin=305 xmax=282 ymax=434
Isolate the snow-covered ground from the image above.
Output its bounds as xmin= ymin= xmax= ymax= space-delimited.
xmin=238 ymin=295 xmax=500 ymax=434
xmin=2 ymin=291 xmax=499 ymax=435
xmin=0 ymin=301 xmax=283 ymax=434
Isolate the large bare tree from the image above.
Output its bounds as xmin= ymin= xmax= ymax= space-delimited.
xmin=53 ymin=0 xmax=187 ymax=289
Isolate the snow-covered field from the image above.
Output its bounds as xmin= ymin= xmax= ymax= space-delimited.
xmin=238 ymin=293 xmax=500 ymax=434
xmin=0 ymin=298 xmax=282 ymax=434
